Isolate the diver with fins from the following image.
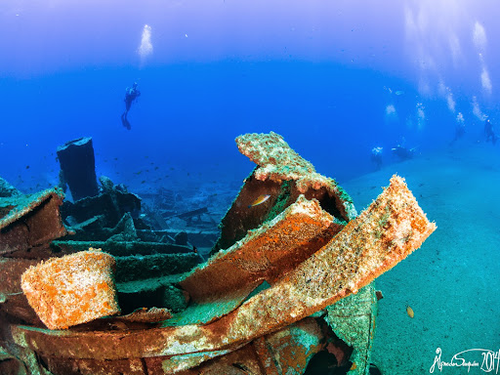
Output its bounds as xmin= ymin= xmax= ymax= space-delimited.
xmin=121 ymin=82 xmax=141 ymax=130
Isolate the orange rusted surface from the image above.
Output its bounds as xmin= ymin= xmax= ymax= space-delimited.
xmin=21 ymin=249 xmax=120 ymax=329
xmin=174 ymin=195 xmax=341 ymax=326
xmin=179 ymin=195 xmax=338 ymax=302
xmin=10 ymin=319 xmax=325 ymax=375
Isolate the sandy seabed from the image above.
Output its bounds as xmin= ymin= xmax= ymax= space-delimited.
xmin=342 ymin=144 xmax=500 ymax=375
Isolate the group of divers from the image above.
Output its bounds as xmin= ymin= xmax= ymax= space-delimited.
xmin=120 ymin=82 xmax=498 ymax=170
xmin=370 ymin=118 xmax=498 ymax=170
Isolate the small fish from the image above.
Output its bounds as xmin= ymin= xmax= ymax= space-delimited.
xmin=248 ymin=194 xmax=271 ymax=208
xmin=406 ymin=305 xmax=414 ymax=318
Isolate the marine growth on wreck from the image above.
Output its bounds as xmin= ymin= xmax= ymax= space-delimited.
xmin=0 ymin=132 xmax=435 ymax=375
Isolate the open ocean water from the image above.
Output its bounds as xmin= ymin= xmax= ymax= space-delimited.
xmin=1 ymin=1 xmax=499 ymax=374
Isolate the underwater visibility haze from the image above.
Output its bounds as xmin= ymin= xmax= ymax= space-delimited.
xmin=1 ymin=1 xmax=500 ymax=374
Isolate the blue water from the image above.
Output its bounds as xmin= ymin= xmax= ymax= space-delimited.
xmin=1 ymin=1 xmax=500 ymax=373
xmin=1 ymin=60 xmax=492 ymax=192
xmin=2 ymin=0 xmax=499 ymax=192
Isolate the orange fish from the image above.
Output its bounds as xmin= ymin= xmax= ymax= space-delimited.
xmin=248 ymin=194 xmax=271 ymax=208
xmin=406 ymin=305 xmax=414 ymax=318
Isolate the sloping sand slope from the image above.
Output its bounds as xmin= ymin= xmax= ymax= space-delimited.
xmin=342 ymin=144 xmax=500 ymax=374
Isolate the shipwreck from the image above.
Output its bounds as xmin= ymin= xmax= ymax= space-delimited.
xmin=0 ymin=132 xmax=435 ymax=375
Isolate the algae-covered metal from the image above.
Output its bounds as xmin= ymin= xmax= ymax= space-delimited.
xmin=0 ymin=188 xmax=67 ymax=256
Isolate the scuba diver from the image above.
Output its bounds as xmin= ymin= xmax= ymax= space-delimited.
xmin=125 ymin=82 xmax=141 ymax=111
xmin=484 ymin=118 xmax=497 ymax=145
xmin=370 ymin=146 xmax=383 ymax=170
xmin=391 ymin=138 xmax=416 ymax=161
xmin=121 ymin=82 xmax=141 ymax=130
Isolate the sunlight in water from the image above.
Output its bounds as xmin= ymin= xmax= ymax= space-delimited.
xmin=138 ymin=24 xmax=153 ymax=65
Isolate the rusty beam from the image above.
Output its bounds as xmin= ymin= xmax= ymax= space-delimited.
xmin=180 ymin=195 xmax=339 ymax=302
